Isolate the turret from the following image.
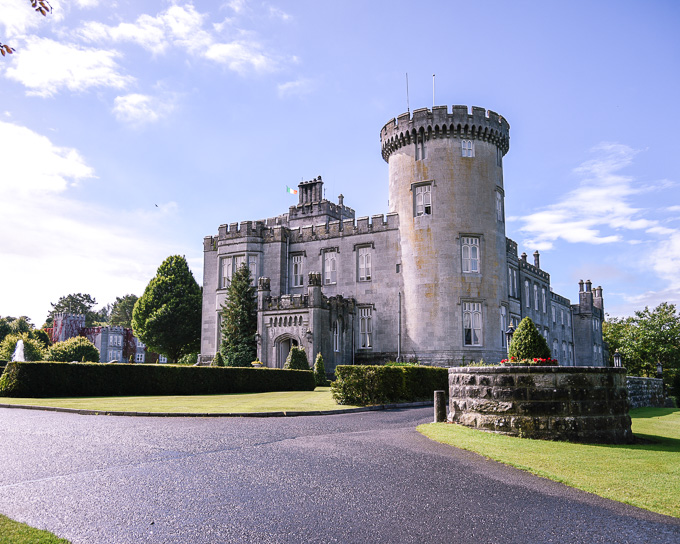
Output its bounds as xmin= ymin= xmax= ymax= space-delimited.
xmin=380 ymin=104 xmax=510 ymax=364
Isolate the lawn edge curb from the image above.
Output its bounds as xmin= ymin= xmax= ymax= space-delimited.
xmin=0 ymin=401 xmax=433 ymax=417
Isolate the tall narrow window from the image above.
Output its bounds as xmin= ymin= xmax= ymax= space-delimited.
xmin=358 ymin=247 xmax=372 ymax=281
xmin=508 ymin=267 xmax=513 ymax=297
xmin=496 ymin=191 xmax=503 ymax=221
xmin=221 ymin=257 xmax=232 ymax=288
xmin=533 ymin=284 xmax=539 ymax=311
xmin=561 ymin=309 xmax=564 ymax=325
xmin=248 ymin=255 xmax=258 ymax=282
xmin=496 ymin=146 xmax=502 ymax=166
xmin=552 ymin=306 xmax=556 ymax=323
xmin=553 ymin=340 xmax=559 ymax=359
xmin=291 ymin=255 xmax=303 ymax=287
xmin=414 ymin=184 xmax=432 ymax=216
xmin=462 ymin=140 xmax=474 ymax=157
xmin=333 ymin=320 xmax=340 ymax=352
xmin=525 ymin=280 xmax=530 ymax=308
xmin=500 ymin=306 xmax=507 ymax=347
xmin=542 ymin=288 xmax=547 ymax=313
xmin=359 ymin=308 xmax=372 ymax=349
xmin=569 ymin=344 xmax=573 ymax=363
xmin=463 ymin=302 xmax=482 ymax=346
xmin=562 ymin=342 xmax=567 ymax=363
xmin=324 ymin=250 xmax=337 ymax=285
xmin=462 ymin=237 xmax=480 ymax=273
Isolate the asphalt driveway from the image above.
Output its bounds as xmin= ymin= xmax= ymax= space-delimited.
xmin=0 ymin=406 xmax=678 ymax=543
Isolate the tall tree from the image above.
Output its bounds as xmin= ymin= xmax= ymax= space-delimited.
xmin=132 ymin=255 xmax=201 ymax=363
xmin=606 ymin=303 xmax=680 ymax=377
xmin=110 ymin=294 xmax=139 ymax=328
xmin=220 ymin=263 xmax=257 ymax=367
xmin=45 ymin=293 xmax=99 ymax=327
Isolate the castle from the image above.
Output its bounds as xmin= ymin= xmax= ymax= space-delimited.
xmin=200 ymin=105 xmax=606 ymax=372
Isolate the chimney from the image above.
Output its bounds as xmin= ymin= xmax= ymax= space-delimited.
xmin=585 ymin=279 xmax=592 ymax=292
xmin=533 ymin=250 xmax=540 ymax=269
xmin=521 ymin=252 xmax=527 ymax=262
xmin=579 ymin=279 xmax=584 ymax=292
xmin=338 ymin=194 xmax=344 ymax=207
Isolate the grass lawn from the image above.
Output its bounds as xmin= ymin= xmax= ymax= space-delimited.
xmin=418 ymin=407 xmax=680 ymax=518
xmin=0 ymin=514 xmax=69 ymax=544
xmin=0 ymin=387 xmax=362 ymax=413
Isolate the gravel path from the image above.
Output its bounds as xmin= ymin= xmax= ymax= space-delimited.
xmin=1 ymin=407 xmax=678 ymax=543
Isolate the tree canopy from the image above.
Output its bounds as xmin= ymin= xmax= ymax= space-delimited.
xmin=132 ymin=255 xmax=201 ymax=363
xmin=45 ymin=293 xmax=102 ymax=327
xmin=109 ymin=294 xmax=139 ymax=328
xmin=604 ymin=302 xmax=680 ymax=376
xmin=219 ymin=264 xmax=257 ymax=367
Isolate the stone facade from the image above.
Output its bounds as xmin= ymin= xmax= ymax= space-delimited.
xmin=201 ymin=105 xmax=607 ymax=370
xmin=626 ymin=377 xmax=666 ymax=409
xmin=449 ymin=366 xmax=633 ymax=443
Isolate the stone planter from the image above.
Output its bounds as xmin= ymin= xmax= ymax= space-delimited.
xmin=449 ymin=366 xmax=632 ymax=444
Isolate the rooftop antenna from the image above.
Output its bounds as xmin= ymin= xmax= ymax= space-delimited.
xmin=432 ymin=74 xmax=435 ymax=108
xmin=405 ymin=72 xmax=410 ymax=114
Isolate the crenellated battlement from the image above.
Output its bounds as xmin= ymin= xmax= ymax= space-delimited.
xmin=519 ymin=258 xmax=550 ymax=281
xmin=287 ymin=213 xmax=399 ymax=243
xmin=506 ymin=237 xmax=518 ymax=258
xmin=380 ymin=104 xmax=510 ymax=162
xmin=550 ymin=291 xmax=571 ymax=307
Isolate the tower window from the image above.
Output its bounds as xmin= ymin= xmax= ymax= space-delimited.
xmin=496 ymin=191 xmax=503 ymax=222
xmin=525 ymin=280 xmax=530 ymax=308
xmin=358 ymin=246 xmax=372 ymax=281
xmin=462 ymin=140 xmax=474 ymax=157
xmin=414 ymin=183 xmax=432 ymax=217
xmin=500 ymin=306 xmax=507 ymax=347
xmin=497 ymin=146 xmax=502 ymax=166
xmin=324 ymin=250 xmax=337 ymax=285
xmin=291 ymin=255 xmax=303 ymax=287
xmin=461 ymin=237 xmax=480 ymax=273
xmin=463 ymin=302 xmax=482 ymax=346
xmin=359 ymin=307 xmax=372 ymax=349
xmin=333 ymin=319 xmax=341 ymax=352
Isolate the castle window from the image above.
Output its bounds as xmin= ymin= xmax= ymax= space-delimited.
xmin=552 ymin=306 xmax=556 ymax=323
xmin=414 ymin=184 xmax=432 ymax=217
xmin=324 ymin=250 xmax=337 ymax=285
xmin=525 ymin=280 xmax=530 ymax=308
xmin=359 ymin=307 xmax=372 ymax=349
xmin=462 ymin=140 xmax=474 ymax=157
xmin=135 ymin=352 xmax=144 ymax=363
xmin=463 ymin=302 xmax=482 ymax=346
xmin=561 ymin=309 xmax=565 ymax=326
xmin=221 ymin=254 xmax=255 ymax=287
xmin=500 ymin=305 xmax=507 ymax=347
xmin=415 ymin=130 xmax=426 ymax=161
xmin=333 ymin=319 xmax=341 ymax=352
xmin=496 ymin=191 xmax=503 ymax=221
xmin=159 ymin=355 xmax=167 ymax=364
xmin=562 ymin=342 xmax=568 ymax=363
xmin=358 ymin=246 xmax=372 ymax=281
xmin=291 ymin=255 xmax=303 ymax=287
xmin=569 ymin=344 xmax=573 ymax=363
xmin=542 ymin=288 xmax=547 ymax=313
xmin=508 ymin=267 xmax=518 ymax=298
xmin=461 ymin=237 xmax=480 ymax=273
xmin=553 ymin=340 xmax=559 ymax=359
xmin=496 ymin=146 xmax=502 ymax=166
xmin=534 ymin=285 xmax=539 ymax=311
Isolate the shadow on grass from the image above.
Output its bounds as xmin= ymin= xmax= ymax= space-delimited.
xmin=629 ymin=407 xmax=679 ymax=419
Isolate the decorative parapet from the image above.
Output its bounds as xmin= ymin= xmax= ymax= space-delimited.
xmin=519 ymin=258 xmax=550 ymax=281
xmin=266 ymin=294 xmax=309 ymax=310
xmin=550 ymin=291 xmax=571 ymax=307
xmin=506 ymin=237 xmax=518 ymax=258
xmin=258 ymin=277 xmax=271 ymax=292
xmin=286 ymin=213 xmax=399 ymax=243
xmin=308 ymin=271 xmax=322 ymax=287
xmin=216 ymin=220 xmax=265 ymax=241
xmin=380 ymin=105 xmax=510 ymax=162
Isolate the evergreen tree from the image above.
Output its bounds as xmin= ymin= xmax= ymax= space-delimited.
xmin=313 ymin=352 xmax=328 ymax=386
xmin=219 ymin=263 xmax=257 ymax=367
xmin=284 ymin=346 xmax=310 ymax=370
xmin=46 ymin=293 xmax=99 ymax=327
xmin=132 ymin=255 xmax=202 ymax=363
xmin=110 ymin=294 xmax=139 ymax=328
xmin=508 ymin=317 xmax=552 ymax=361
xmin=212 ymin=351 xmax=225 ymax=367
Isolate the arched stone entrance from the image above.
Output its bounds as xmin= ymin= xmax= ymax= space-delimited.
xmin=274 ymin=334 xmax=299 ymax=368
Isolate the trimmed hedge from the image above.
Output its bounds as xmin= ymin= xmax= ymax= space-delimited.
xmin=331 ymin=365 xmax=448 ymax=406
xmin=0 ymin=362 xmax=316 ymax=398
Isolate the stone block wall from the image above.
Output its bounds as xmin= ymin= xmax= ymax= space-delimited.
xmin=449 ymin=366 xmax=632 ymax=444
xmin=626 ymin=377 xmax=665 ymax=409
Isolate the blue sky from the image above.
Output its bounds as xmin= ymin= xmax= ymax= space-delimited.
xmin=1 ymin=0 xmax=679 ymax=326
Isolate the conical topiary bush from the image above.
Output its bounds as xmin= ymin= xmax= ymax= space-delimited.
xmin=284 ymin=346 xmax=309 ymax=370
xmin=508 ymin=317 xmax=552 ymax=361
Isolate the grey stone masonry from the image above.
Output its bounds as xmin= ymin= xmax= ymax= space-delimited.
xmin=449 ymin=366 xmax=632 ymax=443
xmin=626 ymin=376 xmax=666 ymax=409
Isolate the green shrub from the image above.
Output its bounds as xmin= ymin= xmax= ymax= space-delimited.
xmin=224 ymin=344 xmax=255 ymax=367
xmin=384 ymin=361 xmax=419 ymax=367
xmin=48 ymin=336 xmax=100 ymax=363
xmin=313 ymin=352 xmax=328 ymax=386
xmin=508 ymin=317 xmax=552 ymax=361
xmin=212 ymin=352 xmax=225 ymax=367
xmin=331 ymin=365 xmax=448 ymax=406
xmin=284 ymin=346 xmax=309 ymax=370
xmin=177 ymin=352 xmax=198 ymax=365
xmin=0 ymin=333 xmax=45 ymax=361
xmin=0 ymin=362 xmax=316 ymax=398
xmin=32 ymin=329 xmax=52 ymax=349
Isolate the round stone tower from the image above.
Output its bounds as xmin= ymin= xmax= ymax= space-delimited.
xmin=380 ymin=105 xmax=510 ymax=364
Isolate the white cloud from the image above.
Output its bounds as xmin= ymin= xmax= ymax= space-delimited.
xmin=226 ymin=0 xmax=248 ymax=14
xmin=74 ymin=0 xmax=100 ymax=7
xmin=0 ymin=121 xmax=183 ymax=325
xmin=517 ymin=144 xmax=659 ymax=250
xmin=667 ymin=205 xmax=680 ymax=212
xmin=5 ymin=37 xmax=133 ymax=96
xmin=268 ymin=6 xmax=291 ymax=21
xmin=0 ymin=0 xmax=49 ymax=38
xmin=204 ymin=40 xmax=276 ymax=73
xmin=113 ymin=93 xmax=176 ymax=126
xmin=277 ymin=77 xmax=314 ymax=98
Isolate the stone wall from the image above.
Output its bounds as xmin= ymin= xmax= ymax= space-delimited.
xmin=449 ymin=366 xmax=632 ymax=444
xmin=626 ymin=376 xmax=665 ymax=409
